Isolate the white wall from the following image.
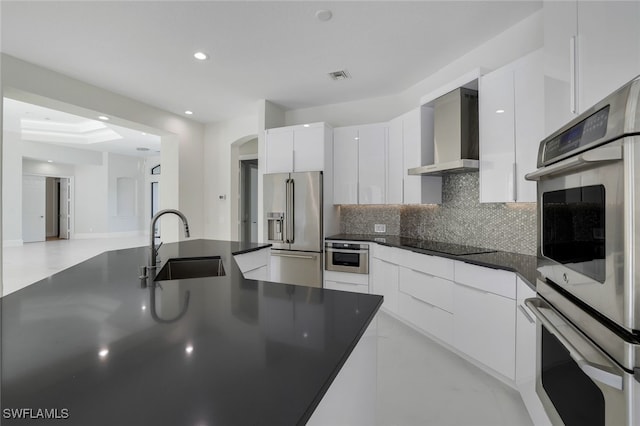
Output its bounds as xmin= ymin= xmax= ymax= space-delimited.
xmin=285 ymin=11 xmax=543 ymax=127
xmin=1 ymin=54 xmax=205 ymax=243
xmin=203 ymin=112 xmax=259 ymax=240
xmin=74 ymin=154 xmax=108 ymax=235
xmin=22 ymin=140 xmax=103 ymax=165
xmin=2 ymin=131 xmax=22 ymax=245
xmin=107 ymin=152 xmax=145 ymax=234
xmin=23 ymin=158 xmax=75 ymax=177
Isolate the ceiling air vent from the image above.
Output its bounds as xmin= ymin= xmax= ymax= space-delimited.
xmin=328 ymin=70 xmax=351 ymax=81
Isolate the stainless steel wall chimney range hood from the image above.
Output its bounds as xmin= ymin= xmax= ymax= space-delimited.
xmin=408 ymin=87 xmax=479 ymax=176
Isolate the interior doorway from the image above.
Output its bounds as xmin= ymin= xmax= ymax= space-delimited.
xmin=23 ymin=175 xmax=72 ymax=243
xmin=240 ymin=158 xmax=258 ymax=243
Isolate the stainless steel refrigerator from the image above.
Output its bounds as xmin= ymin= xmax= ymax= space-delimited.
xmin=264 ymin=171 xmax=323 ymax=287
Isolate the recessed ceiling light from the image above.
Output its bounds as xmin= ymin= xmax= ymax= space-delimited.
xmin=47 ymin=160 xmax=53 ymax=163
xmin=98 ymin=116 xmax=109 ymax=121
xmin=303 ymin=124 xmax=310 ymax=128
xmin=98 ymin=348 xmax=109 ymax=358
xmin=185 ymin=345 xmax=194 ymax=355
xmin=141 ymin=132 xmax=147 ymax=136
xmin=495 ymin=109 xmax=505 ymax=114
xmin=185 ymin=110 xmax=193 ymax=115
xmin=315 ymin=9 xmax=332 ymax=21
xmin=193 ymin=51 xmax=209 ymax=61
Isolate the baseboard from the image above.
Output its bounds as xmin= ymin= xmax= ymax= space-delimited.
xmin=3 ymin=239 xmax=24 ymax=247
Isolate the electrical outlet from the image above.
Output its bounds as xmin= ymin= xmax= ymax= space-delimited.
xmin=374 ymin=224 xmax=386 ymax=233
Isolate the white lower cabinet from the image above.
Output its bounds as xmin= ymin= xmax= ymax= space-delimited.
xmin=370 ymin=258 xmax=399 ymax=314
xmin=324 ymin=270 xmax=369 ymax=294
xmin=453 ymin=281 xmax=516 ymax=380
xmin=398 ymin=266 xmax=453 ymax=345
xmin=233 ymin=248 xmax=270 ymax=281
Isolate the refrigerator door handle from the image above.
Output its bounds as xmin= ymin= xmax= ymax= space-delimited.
xmin=287 ymin=178 xmax=295 ymax=243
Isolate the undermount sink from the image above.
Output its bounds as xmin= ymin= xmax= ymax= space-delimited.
xmin=154 ymin=256 xmax=226 ymax=281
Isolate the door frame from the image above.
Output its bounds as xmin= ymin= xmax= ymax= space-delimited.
xmin=239 ymin=155 xmax=258 ymax=243
xmin=23 ymin=173 xmax=74 ymax=241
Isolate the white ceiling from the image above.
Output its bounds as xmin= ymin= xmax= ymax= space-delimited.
xmin=1 ymin=1 xmax=542 ymax=124
xmin=3 ymin=98 xmax=162 ymax=158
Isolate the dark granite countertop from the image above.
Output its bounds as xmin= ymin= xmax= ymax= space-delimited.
xmin=1 ymin=239 xmax=382 ymax=425
xmin=327 ymin=234 xmax=537 ymax=290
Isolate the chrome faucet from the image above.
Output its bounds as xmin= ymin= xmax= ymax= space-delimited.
xmin=149 ymin=209 xmax=190 ymax=270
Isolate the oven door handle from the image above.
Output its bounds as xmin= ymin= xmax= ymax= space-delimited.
xmin=525 ymin=298 xmax=624 ymax=391
xmin=525 ymin=145 xmax=622 ymax=181
xmin=325 ymin=248 xmax=369 ymax=255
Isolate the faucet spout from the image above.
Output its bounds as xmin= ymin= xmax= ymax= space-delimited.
xmin=149 ymin=209 xmax=190 ymax=269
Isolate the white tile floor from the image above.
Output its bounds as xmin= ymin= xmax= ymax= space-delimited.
xmin=2 ymin=237 xmax=533 ymax=425
xmin=376 ymin=312 xmax=533 ymax=426
xmin=2 ymin=236 xmax=147 ymax=296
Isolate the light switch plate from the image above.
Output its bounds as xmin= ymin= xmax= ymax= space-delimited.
xmin=374 ymin=224 xmax=386 ymax=233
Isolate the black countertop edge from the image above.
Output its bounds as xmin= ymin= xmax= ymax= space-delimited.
xmin=299 ymin=292 xmax=384 ymax=425
xmin=326 ymin=234 xmax=537 ymax=291
xmin=230 ymin=243 xmax=272 ymax=256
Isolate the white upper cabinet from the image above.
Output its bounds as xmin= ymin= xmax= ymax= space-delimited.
xmin=479 ymin=49 xmax=543 ymax=203
xmin=265 ymin=129 xmax=294 ymax=173
xmin=387 ymin=116 xmax=404 ymax=204
xmin=332 ymin=123 xmax=388 ymax=205
xmin=577 ymin=1 xmax=640 ymax=113
xmin=392 ymin=107 xmax=442 ymax=205
xmin=544 ymin=0 xmax=640 ymax=131
xmin=333 ymin=127 xmax=359 ymax=204
xmin=358 ymin=124 xmax=387 ymax=204
xmin=265 ymin=123 xmax=329 ymax=174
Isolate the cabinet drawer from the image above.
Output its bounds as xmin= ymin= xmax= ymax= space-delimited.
xmin=324 ymin=280 xmax=369 ymax=294
xmin=398 ymin=267 xmax=453 ymax=313
xmin=454 ymin=261 xmax=516 ymax=299
xmin=398 ymin=292 xmax=453 ymax=345
xmin=372 ymin=244 xmax=400 ymax=264
xmin=399 ymin=250 xmax=454 ymax=280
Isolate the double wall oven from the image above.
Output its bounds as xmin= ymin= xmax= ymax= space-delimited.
xmin=525 ymin=76 xmax=640 ymax=425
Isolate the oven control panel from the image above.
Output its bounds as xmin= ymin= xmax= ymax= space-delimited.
xmin=543 ymin=106 xmax=610 ymax=164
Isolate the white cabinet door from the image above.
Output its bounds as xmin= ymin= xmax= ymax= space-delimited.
xmin=370 ymin=257 xmax=398 ymax=314
xmin=358 ymin=124 xmax=387 ymax=204
xmin=453 ymin=283 xmax=516 ymax=380
xmin=387 ymin=116 xmax=404 ymax=204
xmin=480 ymin=50 xmax=544 ymax=203
xmin=265 ymin=129 xmax=294 ymax=173
xmin=479 ymin=65 xmax=516 ymax=203
xmin=333 ymin=126 xmax=359 ymax=204
xmin=514 ymin=50 xmax=544 ymax=203
xmin=294 ymin=126 xmax=325 ymax=172
xmin=577 ymin=1 xmax=640 ymax=113
xmin=543 ymin=0 xmax=577 ymax=131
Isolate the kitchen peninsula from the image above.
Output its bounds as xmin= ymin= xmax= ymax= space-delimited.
xmin=1 ymin=240 xmax=382 ymax=425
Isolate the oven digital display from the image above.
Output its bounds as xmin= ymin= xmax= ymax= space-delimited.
xmin=543 ymin=106 xmax=610 ymax=163
xmin=542 ymin=185 xmax=606 ymax=283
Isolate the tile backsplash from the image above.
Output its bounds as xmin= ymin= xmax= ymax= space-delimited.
xmin=340 ymin=172 xmax=536 ymax=255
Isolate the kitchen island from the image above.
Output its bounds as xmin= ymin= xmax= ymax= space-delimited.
xmin=1 ymin=239 xmax=382 ymax=425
